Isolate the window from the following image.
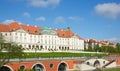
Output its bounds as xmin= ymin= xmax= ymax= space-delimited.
xmin=40 ymin=45 xmax=43 ymax=49
xmin=50 ymin=64 xmax=54 ymax=68
xmin=59 ymin=46 xmax=61 ymax=50
xmin=5 ymin=33 xmax=7 ymax=36
xmin=35 ymin=30 xmax=37 ymax=33
xmin=87 ymin=62 xmax=90 ymax=65
xmin=20 ymin=33 xmax=22 ymax=36
xmin=29 ymin=45 xmax=31 ymax=49
xmin=19 ymin=65 xmax=25 ymax=71
xmin=15 ymin=33 xmax=17 ymax=35
xmin=103 ymin=61 xmax=105 ymax=64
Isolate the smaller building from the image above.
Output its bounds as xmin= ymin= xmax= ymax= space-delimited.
xmin=84 ymin=39 xmax=116 ymax=50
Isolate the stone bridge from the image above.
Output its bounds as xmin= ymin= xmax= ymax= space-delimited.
xmin=1 ymin=57 xmax=120 ymax=71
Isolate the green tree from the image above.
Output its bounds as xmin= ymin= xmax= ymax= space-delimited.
xmin=94 ymin=44 xmax=100 ymax=52
xmin=107 ymin=46 xmax=116 ymax=53
xmin=101 ymin=46 xmax=108 ymax=53
xmin=0 ymin=35 xmax=24 ymax=67
xmin=116 ymin=43 xmax=120 ymax=54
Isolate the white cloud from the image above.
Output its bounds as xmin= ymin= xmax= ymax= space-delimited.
xmin=95 ymin=3 xmax=120 ymax=19
xmin=35 ymin=17 xmax=46 ymax=21
xmin=54 ymin=16 xmax=65 ymax=24
xmin=2 ymin=19 xmax=16 ymax=24
xmin=68 ymin=16 xmax=84 ymax=22
xmin=23 ymin=12 xmax=31 ymax=17
xmin=28 ymin=0 xmax=60 ymax=8
xmin=105 ymin=37 xmax=120 ymax=43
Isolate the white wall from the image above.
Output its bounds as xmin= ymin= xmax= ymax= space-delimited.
xmin=1 ymin=28 xmax=84 ymax=52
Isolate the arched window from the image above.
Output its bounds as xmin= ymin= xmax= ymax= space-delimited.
xmin=32 ymin=64 xmax=44 ymax=71
xmin=32 ymin=45 xmax=35 ymax=49
xmin=19 ymin=65 xmax=25 ymax=71
xmin=29 ymin=45 xmax=31 ymax=49
xmin=40 ymin=45 xmax=43 ymax=49
xmin=0 ymin=66 xmax=11 ymax=71
xmin=59 ymin=46 xmax=61 ymax=50
xmin=87 ymin=62 xmax=90 ymax=65
xmin=58 ymin=63 xmax=67 ymax=71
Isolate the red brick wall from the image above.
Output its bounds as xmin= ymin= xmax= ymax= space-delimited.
xmin=6 ymin=60 xmax=74 ymax=71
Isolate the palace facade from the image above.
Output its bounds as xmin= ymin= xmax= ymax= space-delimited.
xmin=0 ymin=22 xmax=84 ymax=52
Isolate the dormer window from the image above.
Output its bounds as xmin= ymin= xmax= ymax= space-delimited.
xmin=35 ymin=31 xmax=37 ymax=33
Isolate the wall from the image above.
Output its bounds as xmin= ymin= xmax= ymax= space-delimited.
xmin=6 ymin=60 xmax=74 ymax=71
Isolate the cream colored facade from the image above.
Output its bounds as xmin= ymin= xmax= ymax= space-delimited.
xmin=0 ymin=28 xmax=84 ymax=52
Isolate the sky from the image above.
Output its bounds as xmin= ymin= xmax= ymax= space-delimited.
xmin=0 ymin=0 xmax=120 ymax=43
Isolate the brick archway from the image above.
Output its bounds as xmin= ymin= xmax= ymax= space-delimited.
xmin=57 ymin=61 xmax=68 ymax=71
xmin=0 ymin=65 xmax=13 ymax=71
xmin=94 ymin=60 xmax=100 ymax=68
xmin=32 ymin=63 xmax=46 ymax=71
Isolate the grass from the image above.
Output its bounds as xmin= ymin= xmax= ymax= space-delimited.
xmin=0 ymin=52 xmax=107 ymax=58
xmin=22 ymin=52 xmax=107 ymax=58
xmin=102 ymin=68 xmax=120 ymax=71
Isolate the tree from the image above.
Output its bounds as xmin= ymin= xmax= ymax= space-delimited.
xmin=94 ymin=44 xmax=100 ymax=52
xmin=0 ymin=35 xmax=24 ymax=67
xmin=116 ymin=43 xmax=120 ymax=54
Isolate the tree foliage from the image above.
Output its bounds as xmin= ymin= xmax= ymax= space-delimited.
xmin=0 ymin=36 xmax=24 ymax=67
xmin=116 ymin=43 xmax=120 ymax=54
xmin=85 ymin=43 xmax=120 ymax=55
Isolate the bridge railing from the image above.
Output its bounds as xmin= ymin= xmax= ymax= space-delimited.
xmin=9 ymin=56 xmax=120 ymax=62
xmin=9 ymin=57 xmax=86 ymax=62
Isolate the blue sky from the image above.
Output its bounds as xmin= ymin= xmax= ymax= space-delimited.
xmin=0 ymin=0 xmax=120 ymax=42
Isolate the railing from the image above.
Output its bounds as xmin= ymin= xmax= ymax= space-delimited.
xmin=9 ymin=57 xmax=86 ymax=62
xmin=9 ymin=56 xmax=120 ymax=62
xmin=102 ymin=60 xmax=116 ymax=68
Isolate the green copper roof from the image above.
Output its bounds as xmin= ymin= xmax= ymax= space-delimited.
xmin=40 ymin=28 xmax=57 ymax=35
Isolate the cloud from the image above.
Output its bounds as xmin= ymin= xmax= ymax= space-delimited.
xmin=2 ymin=19 xmax=16 ymax=24
xmin=35 ymin=17 xmax=46 ymax=21
xmin=54 ymin=16 xmax=65 ymax=24
xmin=23 ymin=12 xmax=31 ymax=17
xmin=95 ymin=3 xmax=120 ymax=19
xmin=68 ymin=16 xmax=84 ymax=22
xmin=28 ymin=0 xmax=60 ymax=8
xmin=105 ymin=37 xmax=120 ymax=43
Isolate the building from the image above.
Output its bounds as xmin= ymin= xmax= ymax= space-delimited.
xmin=0 ymin=22 xmax=84 ymax=52
xmin=84 ymin=39 xmax=116 ymax=49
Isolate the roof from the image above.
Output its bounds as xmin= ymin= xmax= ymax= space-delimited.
xmin=0 ymin=22 xmax=83 ymax=40
xmin=0 ymin=24 xmax=9 ymax=32
xmin=56 ymin=29 xmax=74 ymax=38
xmin=89 ymin=39 xmax=96 ymax=43
xmin=0 ymin=22 xmax=41 ymax=35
